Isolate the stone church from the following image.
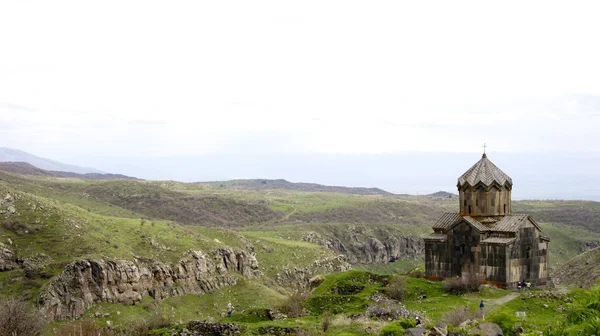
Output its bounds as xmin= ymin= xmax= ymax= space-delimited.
xmin=424 ymin=153 xmax=550 ymax=288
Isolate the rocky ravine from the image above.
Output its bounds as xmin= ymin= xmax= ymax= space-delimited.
xmin=301 ymin=230 xmax=424 ymax=264
xmin=39 ymin=248 xmax=261 ymax=320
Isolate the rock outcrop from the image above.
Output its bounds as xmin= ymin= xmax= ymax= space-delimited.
xmin=39 ymin=248 xmax=260 ymax=320
xmin=347 ymin=235 xmax=424 ymax=264
xmin=301 ymin=230 xmax=424 ymax=264
xmin=180 ymin=321 xmax=245 ymax=336
xmin=0 ymin=243 xmax=17 ymax=271
xmin=469 ymin=322 xmax=503 ymax=336
xmin=276 ymin=254 xmax=351 ymax=289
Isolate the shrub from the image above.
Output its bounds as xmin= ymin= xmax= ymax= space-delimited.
xmin=385 ymin=275 xmax=407 ymax=301
xmin=278 ymin=290 xmax=309 ymax=317
xmin=443 ymin=305 xmax=481 ymax=327
xmin=407 ymin=268 xmax=425 ymax=279
xmin=396 ymin=317 xmax=417 ymax=329
xmin=444 ymin=264 xmax=482 ymax=294
xmin=0 ymin=297 xmax=47 ymax=336
xmin=488 ymin=311 xmax=519 ymax=336
xmin=379 ymin=322 xmax=405 ymax=336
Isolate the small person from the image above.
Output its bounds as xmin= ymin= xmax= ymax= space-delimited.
xmin=517 ymin=280 xmax=522 ymax=293
xmin=479 ymin=300 xmax=484 ymax=312
xmin=415 ymin=316 xmax=421 ymax=326
xmin=227 ymin=302 xmax=233 ymax=318
xmin=526 ymin=281 xmax=532 ymax=293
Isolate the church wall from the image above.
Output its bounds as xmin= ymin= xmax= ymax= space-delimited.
xmin=480 ymin=244 xmax=507 ymax=285
xmin=425 ymin=240 xmax=450 ymax=280
xmin=507 ymin=220 xmax=550 ymax=287
xmin=447 ymin=221 xmax=481 ymax=277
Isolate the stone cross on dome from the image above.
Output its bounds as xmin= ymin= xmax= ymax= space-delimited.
xmin=483 ymin=143 xmax=487 ymax=155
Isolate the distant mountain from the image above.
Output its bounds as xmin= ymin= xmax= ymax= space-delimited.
xmin=200 ymin=179 xmax=393 ymax=195
xmin=0 ymin=162 xmax=137 ymax=180
xmin=0 ymin=147 xmax=103 ymax=174
xmin=428 ymin=191 xmax=457 ymax=198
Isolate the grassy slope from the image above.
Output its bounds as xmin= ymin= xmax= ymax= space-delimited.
xmin=553 ymin=245 xmax=600 ymax=288
xmin=3 ymin=170 xmax=600 ymax=271
xmin=78 ymin=279 xmax=286 ymax=326
xmin=2 ymin=171 xmax=600 ymax=333
xmin=2 ymin=172 xmax=600 ymax=321
xmin=0 ymin=180 xmax=340 ymax=318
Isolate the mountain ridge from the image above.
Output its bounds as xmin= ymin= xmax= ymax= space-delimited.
xmin=0 ymin=147 xmax=103 ymax=174
xmin=199 ymin=178 xmax=394 ymax=195
xmin=0 ymin=161 xmax=137 ymax=180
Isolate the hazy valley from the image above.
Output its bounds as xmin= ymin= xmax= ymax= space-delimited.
xmin=1 ymin=154 xmax=600 ymax=335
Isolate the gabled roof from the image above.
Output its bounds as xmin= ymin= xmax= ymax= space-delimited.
xmin=432 ymin=213 xmax=462 ymax=230
xmin=461 ymin=216 xmax=492 ymax=232
xmin=493 ymin=214 xmax=541 ymax=232
xmin=457 ymin=154 xmax=512 ymax=188
xmin=431 ymin=213 xmax=542 ymax=234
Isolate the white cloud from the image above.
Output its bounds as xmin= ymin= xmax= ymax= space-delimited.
xmin=1 ymin=1 xmax=600 ymax=157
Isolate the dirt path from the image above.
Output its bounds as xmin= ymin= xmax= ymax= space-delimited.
xmin=555 ymin=285 xmax=569 ymax=294
xmin=490 ymin=292 xmax=519 ymax=306
xmin=280 ymin=205 xmax=297 ymax=222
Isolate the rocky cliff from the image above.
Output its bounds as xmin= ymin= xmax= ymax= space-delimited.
xmin=39 ymin=248 xmax=261 ymax=320
xmin=301 ymin=229 xmax=424 ymax=264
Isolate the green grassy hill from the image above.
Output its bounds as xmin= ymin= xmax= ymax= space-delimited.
xmin=2 ymin=169 xmax=600 ymax=269
xmin=554 ymin=245 xmax=600 ymax=288
xmin=2 ymin=169 xmax=600 ymax=333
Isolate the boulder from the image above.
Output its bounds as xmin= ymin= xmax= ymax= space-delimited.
xmin=0 ymin=243 xmax=17 ymax=271
xmin=430 ymin=325 xmax=448 ymax=336
xmin=406 ymin=328 xmax=428 ymax=336
xmin=308 ymin=275 xmax=324 ymax=287
xmin=469 ymin=322 xmax=503 ymax=336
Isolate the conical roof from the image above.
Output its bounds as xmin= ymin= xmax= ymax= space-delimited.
xmin=457 ymin=154 xmax=512 ymax=188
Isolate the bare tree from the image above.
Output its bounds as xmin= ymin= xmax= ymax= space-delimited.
xmin=0 ymin=297 xmax=47 ymax=336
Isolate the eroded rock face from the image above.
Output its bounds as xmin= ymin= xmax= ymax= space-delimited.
xmin=347 ymin=235 xmax=424 ymax=264
xmin=0 ymin=243 xmax=17 ymax=271
xmin=39 ymin=249 xmax=261 ymax=320
xmin=276 ymin=255 xmax=351 ymax=289
xmin=301 ymin=230 xmax=424 ymax=264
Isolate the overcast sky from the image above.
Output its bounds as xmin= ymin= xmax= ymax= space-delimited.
xmin=1 ymin=1 xmax=600 ymax=161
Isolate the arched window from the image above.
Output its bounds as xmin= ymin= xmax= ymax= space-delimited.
xmin=526 ymin=246 xmax=531 ymax=259
xmin=460 ymin=243 xmax=466 ymax=254
xmin=468 ymin=205 xmax=472 ymax=214
xmin=504 ymin=204 xmax=507 ymax=213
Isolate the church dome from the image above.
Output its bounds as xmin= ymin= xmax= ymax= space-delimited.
xmin=457 ymin=153 xmax=512 ymax=189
